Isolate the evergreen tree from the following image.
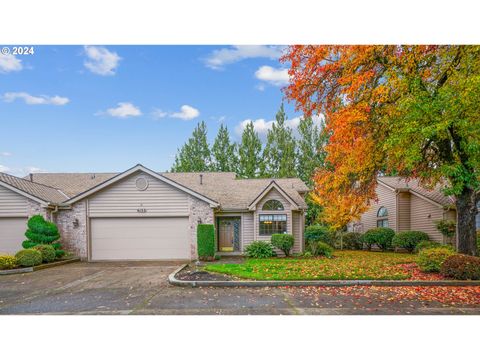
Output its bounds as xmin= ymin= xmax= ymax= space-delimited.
xmin=237 ymin=121 xmax=262 ymax=178
xmin=171 ymin=121 xmax=211 ymax=172
xmin=211 ymin=124 xmax=236 ymax=172
xmin=296 ymin=116 xmax=328 ymax=185
xmin=261 ymin=103 xmax=296 ymax=178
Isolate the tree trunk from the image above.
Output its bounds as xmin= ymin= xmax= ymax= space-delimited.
xmin=455 ymin=187 xmax=478 ymax=256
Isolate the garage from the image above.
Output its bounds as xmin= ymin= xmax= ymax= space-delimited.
xmin=0 ymin=217 xmax=28 ymax=254
xmin=90 ymin=217 xmax=190 ymax=260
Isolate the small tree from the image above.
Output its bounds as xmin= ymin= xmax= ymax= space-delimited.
xmin=197 ymin=224 xmax=215 ymax=261
xmin=22 ymin=215 xmax=64 ymax=258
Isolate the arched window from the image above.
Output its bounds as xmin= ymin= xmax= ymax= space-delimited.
xmin=262 ymin=199 xmax=284 ymax=211
xmin=377 ymin=206 xmax=389 ymax=228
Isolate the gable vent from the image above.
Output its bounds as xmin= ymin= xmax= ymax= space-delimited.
xmin=135 ymin=177 xmax=148 ymax=191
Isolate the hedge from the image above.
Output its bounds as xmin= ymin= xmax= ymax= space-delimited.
xmin=197 ymin=224 xmax=215 ymax=260
xmin=15 ymin=249 xmax=43 ymax=267
xmin=392 ymin=231 xmax=429 ymax=253
xmin=360 ymin=228 xmax=395 ymax=251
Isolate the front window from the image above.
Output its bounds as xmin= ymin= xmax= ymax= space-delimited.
xmin=377 ymin=206 xmax=389 ymax=228
xmin=259 ymin=214 xmax=287 ymax=236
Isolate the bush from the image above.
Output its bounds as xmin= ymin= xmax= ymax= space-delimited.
xmin=342 ymin=232 xmax=363 ymax=250
xmin=299 ymin=251 xmax=313 ymax=258
xmin=304 ymin=225 xmax=334 ymax=246
xmin=0 ymin=255 xmax=17 ymax=270
xmin=316 ymin=241 xmax=334 ymax=258
xmin=15 ymin=249 xmax=43 ymax=267
xmin=197 ymin=224 xmax=215 ymax=261
xmin=434 ymin=219 xmax=456 ymax=238
xmin=415 ymin=240 xmax=441 ymax=253
xmin=23 ymin=215 xmax=64 ymax=259
xmin=244 ymin=241 xmax=276 ymax=259
xmin=417 ymin=247 xmax=456 ymax=273
xmin=33 ymin=244 xmax=56 ymax=263
xmin=360 ymin=228 xmax=395 ymax=251
xmin=271 ymin=234 xmax=294 ymax=256
xmin=440 ymin=254 xmax=480 ymax=280
xmin=392 ymin=231 xmax=429 ymax=253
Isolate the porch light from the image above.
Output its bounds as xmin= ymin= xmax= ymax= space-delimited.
xmin=197 ymin=217 xmax=203 ymax=224
xmin=73 ymin=218 xmax=79 ymax=228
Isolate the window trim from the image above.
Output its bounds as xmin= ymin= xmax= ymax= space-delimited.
xmin=376 ymin=206 xmax=389 ymax=228
xmin=259 ymin=214 xmax=287 ymax=236
xmin=377 ymin=206 xmax=388 ymax=217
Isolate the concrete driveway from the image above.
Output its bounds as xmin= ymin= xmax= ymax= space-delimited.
xmin=1 ymin=262 xmax=479 ymax=315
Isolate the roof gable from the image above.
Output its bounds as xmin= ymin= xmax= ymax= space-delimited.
xmin=64 ymin=164 xmax=220 ymax=207
xmin=248 ymin=181 xmax=301 ymax=211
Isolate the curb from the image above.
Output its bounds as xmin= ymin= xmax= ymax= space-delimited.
xmin=168 ymin=265 xmax=480 ymax=288
xmin=0 ymin=257 xmax=80 ymax=275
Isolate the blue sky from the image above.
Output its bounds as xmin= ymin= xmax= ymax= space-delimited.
xmin=0 ymin=45 xmax=309 ymax=176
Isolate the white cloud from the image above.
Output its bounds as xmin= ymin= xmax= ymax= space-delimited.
xmin=102 ymin=102 xmax=142 ymax=118
xmin=0 ymin=152 xmax=12 ymax=157
xmin=255 ymin=65 xmax=290 ymax=86
xmin=235 ymin=114 xmax=324 ymax=141
xmin=0 ymin=165 xmax=46 ymax=176
xmin=204 ymin=45 xmax=284 ymax=70
xmin=2 ymin=92 xmax=70 ymax=105
xmin=84 ymin=45 xmax=121 ymax=76
xmin=153 ymin=105 xmax=200 ymax=121
xmin=0 ymin=53 xmax=23 ymax=73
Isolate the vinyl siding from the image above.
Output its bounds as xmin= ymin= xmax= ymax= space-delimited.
xmin=88 ymin=172 xmax=189 ymax=217
xmin=242 ymin=212 xmax=254 ymax=251
xmin=292 ymin=211 xmax=303 ymax=253
xmin=0 ymin=185 xmax=28 ymax=216
xmin=357 ymin=183 xmax=397 ymax=232
xmin=410 ymin=194 xmax=444 ymax=243
xmin=397 ymin=192 xmax=411 ymax=232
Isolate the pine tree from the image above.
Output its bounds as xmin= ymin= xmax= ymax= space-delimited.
xmin=211 ymin=124 xmax=236 ymax=172
xmin=296 ymin=116 xmax=328 ymax=185
xmin=261 ymin=103 xmax=296 ymax=178
xmin=237 ymin=121 xmax=262 ymax=178
xmin=171 ymin=121 xmax=211 ymax=172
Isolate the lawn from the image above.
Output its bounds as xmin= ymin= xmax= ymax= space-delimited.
xmin=204 ymin=250 xmax=419 ymax=280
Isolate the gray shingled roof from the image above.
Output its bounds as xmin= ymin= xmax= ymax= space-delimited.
xmin=28 ymin=171 xmax=309 ymax=209
xmin=0 ymin=172 xmax=68 ymax=204
xmin=378 ymin=176 xmax=454 ymax=207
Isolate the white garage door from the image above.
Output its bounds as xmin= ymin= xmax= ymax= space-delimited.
xmin=90 ymin=217 xmax=190 ymax=260
xmin=0 ymin=217 xmax=28 ymax=255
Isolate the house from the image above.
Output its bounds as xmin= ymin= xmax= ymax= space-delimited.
xmin=348 ymin=177 xmax=461 ymax=244
xmin=0 ymin=164 xmax=308 ymax=260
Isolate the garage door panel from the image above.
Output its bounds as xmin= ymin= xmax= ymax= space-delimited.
xmin=91 ymin=217 xmax=190 ymax=260
xmin=0 ymin=218 xmax=28 ymax=254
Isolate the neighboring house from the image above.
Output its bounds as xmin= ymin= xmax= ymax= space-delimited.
xmin=349 ymin=177 xmax=461 ymax=245
xmin=0 ymin=164 xmax=308 ymax=260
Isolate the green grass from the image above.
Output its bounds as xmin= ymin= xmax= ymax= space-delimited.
xmin=204 ymin=250 xmax=418 ymax=280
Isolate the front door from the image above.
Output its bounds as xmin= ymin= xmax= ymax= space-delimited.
xmin=218 ymin=218 xmax=240 ymax=252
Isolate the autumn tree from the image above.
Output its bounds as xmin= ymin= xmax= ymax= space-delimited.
xmin=171 ymin=121 xmax=211 ymax=172
xmin=282 ymin=45 xmax=480 ymax=255
xmin=212 ymin=124 xmax=237 ymax=172
xmin=237 ymin=121 xmax=262 ymax=178
xmin=261 ymin=103 xmax=297 ymax=178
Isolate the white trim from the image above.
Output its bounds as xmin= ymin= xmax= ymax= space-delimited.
xmin=0 ymin=180 xmax=49 ymax=206
xmin=248 ymin=181 xmax=300 ymax=211
xmin=64 ymin=164 xmax=220 ymax=207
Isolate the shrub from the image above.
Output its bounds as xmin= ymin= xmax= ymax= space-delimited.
xmin=197 ymin=224 xmax=215 ymax=261
xmin=417 ymin=247 xmax=456 ymax=273
xmin=360 ymin=228 xmax=395 ymax=251
xmin=23 ymin=215 xmax=64 ymax=258
xmin=392 ymin=231 xmax=429 ymax=253
xmin=316 ymin=241 xmax=334 ymax=258
xmin=33 ymin=244 xmax=56 ymax=263
xmin=434 ymin=219 xmax=456 ymax=239
xmin=342 ymin=232 xmax=363 ymax=250
xmin=244 ymin=241 xmax=276 ymax=259
xmin=15 ymin=249 xmax=43 ymax=267
xmin=304 ymin=225 xmax=334 ymax=246
xmin=440 ymin=254 xmax=480 ymax=280
xmin=0 ymin=255 xmax=17 ymax=270
xmin=271 ymin=234 xmax=294 ymax=256
xmin=299 ymin=251 xmax=313 ymax=258
xmin=415 ymin=240 xmax=441 ymax=253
